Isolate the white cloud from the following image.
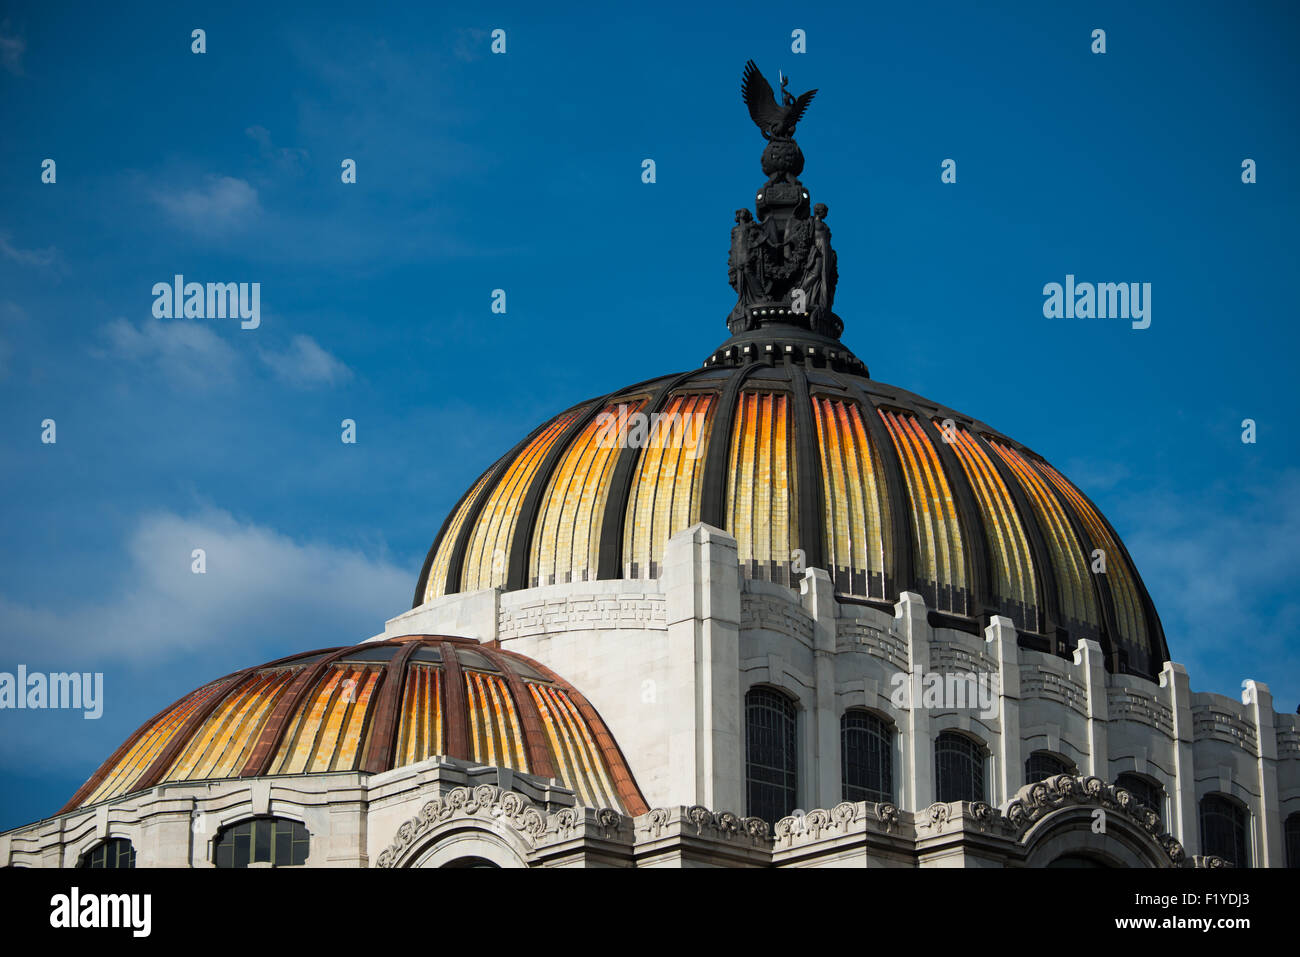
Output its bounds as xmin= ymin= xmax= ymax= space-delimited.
xmin=258 ymin=334 xmax=353 ymax=387
xmin=99 ymin=317 xmax=240 ymax=390
xmin=150 ymin=175 xmax=261 ymax=233
xmin=0 ymin=507 xmax=410 ymax=664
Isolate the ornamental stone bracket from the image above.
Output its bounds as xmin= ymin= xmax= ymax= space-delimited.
xmin=637 ymin=805 xmax=770 ymax=845
xmin=916 ymin=799 xmax=1007 ymax=838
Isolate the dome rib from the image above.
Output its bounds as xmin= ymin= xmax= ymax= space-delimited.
xmin=361 ymin=638 xmax=421 ymax=774
xmin=511 ymin=396 xmax=613 ymax=591
xmin=1029 ymin=455 xmax=1125 ymax=669
xmin=787 ymin=365 xmax=828 ymax=574
xmin=413 ymin=462 xmax=496 ymax=607
xmin=699 ymin=364 xmax=763 ymax=532
xmin=241 ymin=647 xmax=355 ymax=778
xmin=969 ymin=428 xmax=1064 ymax=640
xmin=59 ymin=685 xmax=209 ymax=815
xmin=136 ymin=664 xmax=262 ymax=794
xmin=826 ymin=371 xmax=916 ymax=607
xmin=438 ymin=639 xmax=471 ymax=759
xmin=920 ymin=412 xmax=995 ymax=620
xmin=596 ymin=370 xmax=707 ymax=580
xmin=478 ymin=645 xmax=556 ymax=779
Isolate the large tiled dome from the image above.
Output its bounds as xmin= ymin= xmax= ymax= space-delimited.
xmin=416 ymin=326 xmax=1168 ymax=681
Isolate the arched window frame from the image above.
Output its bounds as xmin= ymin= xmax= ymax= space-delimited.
xmin=1199 ymin=793 xmax=1250 ymax=867
xmin=840 ymin=708 xmax=894 ymax=804
xmin=1024 ymin=750 xmax=1076 ymax=786
xmin=77 ymin=837 xmax=136 ymax=869
xmin=212 ymin=815 xmax=311 ymax=869
xmin=745 ymin=685 xmax=799 ymax=825
xmin=934 ymin=730 xmax=987 ymax=804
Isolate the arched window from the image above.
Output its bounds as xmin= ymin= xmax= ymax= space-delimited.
xmin=745 ymin=687 xmax=798 ymax=824
xmin=214 ymin=817 xmax=310 ymax=868
xmin=78 ymin=838 xmax=135 ymax=869
xmin=841 ymin=710 xmax=893 ymax=804
xmin=1199 ymin=794 xmax=1249 ymax=867
xmin=441 ymin=856 xmax=500 ymax=868
xmin=1117 ymin=772 xmax=1165 ymax=829
xmin=935 ymin=731 xmax=985 ymax=803
xmin=1025 ymin=751 xmax=1075 ymax=785
xmin=1286 ymin=813 xmax=1300 ymax=868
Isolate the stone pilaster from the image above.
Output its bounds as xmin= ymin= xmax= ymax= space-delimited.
xmin=986 ymin=615 xmax=1020 ymax=808
xmin=1243 ymin=680 xmax=1281 ymax=866
xmin=1073 ymin=638 xmax=1109 ymax=782
xmin=801 ymin=567 xmax=840 ymax=808
xmin=1161 ymin=661 xmax=1198 ymax=855
xmin=897 ymin=592 xmax=932 ymax=810
xmin=663 ymin=524 xmax=742 ymax=812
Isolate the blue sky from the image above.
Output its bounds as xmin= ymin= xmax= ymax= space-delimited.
xmin=0 ymin=1 xmax=1297 ymax=830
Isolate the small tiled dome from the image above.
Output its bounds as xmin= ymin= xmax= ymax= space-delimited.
xmin=416 ymin=345 xmax=1168 ymax=681
xmin=63 ymin=637 xmax=647 ymax=815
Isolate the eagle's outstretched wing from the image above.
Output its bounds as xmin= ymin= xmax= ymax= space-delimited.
xmin=785 ymin=88 xmax=818 ymax=133
xmin=742 ymin=59 xmax=784 ymax=134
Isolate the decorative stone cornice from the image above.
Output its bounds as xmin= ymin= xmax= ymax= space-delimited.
xmin=918 ymin=800 xmax=1008 ymax=836
xmin=638 ymin=806 xmax=769 ymax=843
xmin=370 ymin=776 xmax=1194 ymax=868
xmin=773 ymin=800 xmax=899 ymax=848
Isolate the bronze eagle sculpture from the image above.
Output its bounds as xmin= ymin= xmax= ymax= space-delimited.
xmin=741 ymin=59 xmax=817 ymax=140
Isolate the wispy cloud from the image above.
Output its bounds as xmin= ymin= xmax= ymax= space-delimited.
xmin=1061 ymin=457 xmax=1130 ymax=494
xmin=0 ymin=231 xmax=59 ymax=270
xmin=0 ymin=20 xmax=24 ymax=76
xmin=258 ymin=334 xmax=352 ymax=388
xmin=0 ymin=507 xmax=410 ymax=664
xmin=1118 ymin=469 xmax=1300 ymax=707
xmin=452 ymin=28 xmax=490 ymax=62
xmin=99 ymin=319 xmax=353 ymax=393
xmin=149 ymin=175 xmax=261 ymax=234
xmin=245 ymin=125 xmax=309 ymax=175
xmin=99 ymin=317 xmax=240 ymax=390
